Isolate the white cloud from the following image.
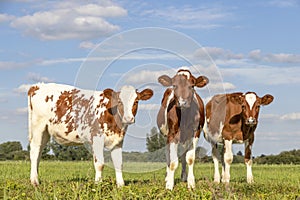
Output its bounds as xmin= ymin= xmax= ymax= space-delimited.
xmin=207 ymin=82 xmax=236 ymax=91
xmin=268 ymin=0 xmax=299 ymax=8
xmin=261 ymin=113 xmax=300 ymax=121
xmin=142 ymin=6 xmax=231 ymax=29
xmin=0 ymin=61 xmax=31 ymax=69
xmin=226 ymin=65 xmax=300 ymax=85
xmin=75 ymin=4 xmax=127 ymax=17
xmin=124 ymin=69 xmax=171 ymax=85
xmin=26 ymin=72 xmax=53 ymax=83
xmin=260 ymin=113 xmax=280 ymax=120
xmin=15 ymin=107 xmax=28 ymax=115
xmin=194 ymin=47 xmax=244 ymax=61
xmin=280 ymin=113 xmax=300 ymax=120
xmin=0 ymin=13 xmax=15 ymax=23
xmin=79 ymin=41 xmax=98 ymax=49
xmin=248 ymin=49 xmax=300 ymax=63
xmin=14 ymin=84 xmax=32 ymax=94
xmin=122 ymin=66 xmax=235 ymax=93
xmin=138 ymin=104 xmax=160 ymax=111
xmin=193 ymin=47 xmax=300 ymax=86
xmin=10 ymin=2 xmax=127 ymax=40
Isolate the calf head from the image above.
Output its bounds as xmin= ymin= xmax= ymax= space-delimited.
xmin=229 ymin=92 xmax=274 ymax=126
xmin=103 ymin=86 xmax=153 ymax=124
xmin=158 ymin=69 xmax=208 ymax=108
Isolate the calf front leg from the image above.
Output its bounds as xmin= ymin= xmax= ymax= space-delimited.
xmin=211 ymin=143 xmax=220 ymax=183
xmin=92 ymin=135 xmax=105 ymax=182
xmin=245 ymin=140 xmax=254 ymax=183
xmin=185 ymin=137 xmax=199 ymax=189
xmin=111 ymin=147 xmax=124 ymax=187
xmin=165 ymin=142 xmax=178 ymax=190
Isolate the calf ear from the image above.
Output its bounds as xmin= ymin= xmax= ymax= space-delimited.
xmin=195 ymin=76 xmax=209 ymax=88
xmin=229 ymin=93 xmax=244 ymax=105
xmin=261 ymin=94 xmax=274 ymax=105
xmin=158 ymin=75 xmax=172 ymax=87
xmin=103 ymin=88 xmax=115 ymax=99
xmin=138 ymin=89 xmax=153 ymax=101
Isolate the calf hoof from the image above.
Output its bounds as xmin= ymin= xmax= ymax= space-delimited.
xmin=181 ymin=173 xmax=187 ymax=182
xmin=116 ymin=180 xmax=125 ymax=188
xmin=31 ymin=179 xmax=39 ymax=187
xmin=214 ymin=175 xmax=220 ymax=183
xmin=247 ymin=177 xmax=254 ymax=184
xmin=166 ymin=181 xmax=174 ymax=190
xmin=187 ymin=179 xmax=195 ymax=189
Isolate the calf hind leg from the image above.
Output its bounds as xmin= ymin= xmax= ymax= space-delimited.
xmin=211 ymin=143 xmax=221 ymax=183
xmin=92 ymin=135 xmax=105 ymax=183
xmin=29 ymin=124 xmax=50 ymax=186
xmin=180 ymin=151 xmax=187 ymax=182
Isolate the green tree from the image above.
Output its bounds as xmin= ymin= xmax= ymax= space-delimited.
xmin=0 ymin=141 xmax=25 ymax=160
xmin=146 ymin=127 xmax=166 ymax=152
xmin=0 ymin=141 xmax=22 ymax=154
xmin=50 ymin=139 xmax=92 ymax=161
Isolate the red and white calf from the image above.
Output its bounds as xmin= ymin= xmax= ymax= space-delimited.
xmin=203 ymin=92 xmax=273 ymax=183
xmin=157 ymin=69 xmax=209 ymax=190
xmin=28 ymin=83 xmax=153 ymax=187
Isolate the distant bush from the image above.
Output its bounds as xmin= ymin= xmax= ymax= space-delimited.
xmin=254 ymin=149 xmax=300 ymax=164
xmin=0 ymin=140 xmax=299 ymax=164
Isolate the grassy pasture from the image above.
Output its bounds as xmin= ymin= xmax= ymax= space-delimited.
xmin=0 ymin=161 xmax=299 ymax=199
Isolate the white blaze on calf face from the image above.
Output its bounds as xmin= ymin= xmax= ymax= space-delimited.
xmin=119 ymin=85 xmax=137 ymax=123
xmin=177 ymin=71 xmax=190 ymax=79
xmin=245 ymin=93 xmax=256 ymax=110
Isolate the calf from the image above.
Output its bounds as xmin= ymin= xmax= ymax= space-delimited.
xmin=157 ymin=69 xmax=209 ymax=190
xmin=28 ymin=83 xmax=153 ymax=187
xmin=203 ymin=92 xmax=273 ymax=183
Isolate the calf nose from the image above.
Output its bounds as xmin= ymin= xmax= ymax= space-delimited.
xmin=246 ymin=117 xmax=257 ymax=125
xmin=123 ymin=116 xmax=135 ymax=124
xmin=178 ymin=98 xmax=190 ymax=108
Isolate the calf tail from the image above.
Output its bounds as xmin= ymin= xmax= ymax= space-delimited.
xmin=28 ymin=94 xmax=32 ymax=143
xmin=27 ymin=85 xmax=39 ymax=143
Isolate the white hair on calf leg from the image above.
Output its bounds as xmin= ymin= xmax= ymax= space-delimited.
xmin=222 ymin=140 xmax=233 ymax=183
xmin=185 ymin=137 xmax=198 ymax=189
xmin=165 ymin=142 xmax=178 ymax=190
xmin=111 ymin=147 xmax=124 ymax=187
xmin=92 ymin=134 xmax=105 ymax=182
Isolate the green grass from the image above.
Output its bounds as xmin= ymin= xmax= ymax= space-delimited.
xmin=0 ymin=161 xmax=299 ymax=199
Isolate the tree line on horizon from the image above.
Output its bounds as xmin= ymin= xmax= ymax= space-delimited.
xmin=1 ymin=127 xmax=300 ymax=164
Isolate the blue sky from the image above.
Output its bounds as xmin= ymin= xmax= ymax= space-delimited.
xmin=0 ymin=0 xmax=299 ymax=156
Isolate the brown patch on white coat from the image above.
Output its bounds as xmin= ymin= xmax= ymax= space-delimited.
xmin=28 ymin=83 xmax=153 ymax=187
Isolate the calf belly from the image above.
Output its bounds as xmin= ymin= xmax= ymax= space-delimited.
xmin=48 ymin=124 xmax=84 ymax=145
xmin=203 ymin=120 xmax=223 ymax=144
